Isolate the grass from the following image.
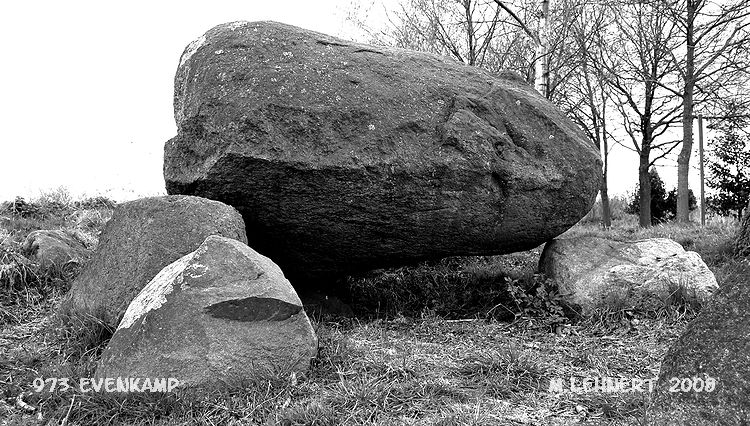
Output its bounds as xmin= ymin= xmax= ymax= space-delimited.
xmin=0 ymin=194 xmax=744 ymax=425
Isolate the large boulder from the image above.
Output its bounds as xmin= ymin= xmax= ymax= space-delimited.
xmin=95 ymin=235 xmax=317 ymax=387
xmin=65 ymin=195 xmax=247 ymax=327
xmin=164 ymin=21 xmax=602 ymax=285
xmin=22 ymin=230 xmax=87 ymax=273
xmin=539 ymin=237 xmax=718 ymax=314
xmin=647 ymin=260 xmax=750 ymax=424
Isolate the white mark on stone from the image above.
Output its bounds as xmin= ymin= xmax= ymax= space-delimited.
xmin=515 ymin=100 xmax=521 ymax=106
xmin=368 ymin=124 xmax=375 ymax=131
xmin=179 ymin=34 xmax=206 ymax=68
xmin=215 ymin=49 xmax=224 ymax=55
xmin=227 ymin=21 xmax=248 ymax=31
xmin=118 ymin=252 xmax=195 ymax=330
xmin=336 ymin=95 xmax=342 ymax=102
xmin=282 ymin=51 xmax=293 ymax=58
xmin=301 ymin=88 xmax=307 ymax=94
xmin=549 ymin=135 xmax=555 ymax=139
xmin=185 ymin=263 xmax=208 ymax=279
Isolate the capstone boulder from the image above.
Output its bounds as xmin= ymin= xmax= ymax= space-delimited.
xmin=164 ymin=21 xmax=602 ymax=285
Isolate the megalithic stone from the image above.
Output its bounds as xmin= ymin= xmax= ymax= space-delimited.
xmin=164 ymin=21 xmax=602 ymax=287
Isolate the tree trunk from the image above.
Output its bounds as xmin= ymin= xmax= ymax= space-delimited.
xmin=601 ymin=174 xmax=611 ymax=229
xmin=736 ymin=199 xmax=750 ymax=256
xmin=676 ymin=1 xmax=696 ymax=223
xmin=534 ymin=0 xmax=550 ymax=97
xmin=601 ymin=118 xmax=611 ymax=229
xmin=639 ymin=150 xmax=652 ymax=228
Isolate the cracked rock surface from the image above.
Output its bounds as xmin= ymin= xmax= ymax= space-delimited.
xmin=164 ymin=21 xmax=602 ymax=286
xmin=95 ymin=235 xmax=317 ymax=387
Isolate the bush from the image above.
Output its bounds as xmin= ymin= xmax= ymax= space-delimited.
xmin=1 ymin=197 xmax=41 ymax=218
xmin=627 ymin=168 xmax=696 ymax=223
xmin=75 ymin=196 xmax=116 ymax=210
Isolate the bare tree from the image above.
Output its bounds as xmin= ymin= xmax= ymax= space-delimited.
xmin=664 ymin=0 xmax=750 ymax=223
xmin=353 ymin=0 xmax=508 ymax=67
xmin=599 ymin=1 xmax=683 ymax=227
xmin=491 ymin=0 xmax=582 ymax=100
xmin=350 ymin=0 xmax=582 ymax=100
xmin=558 ymin=2 xmax=614 ymax=228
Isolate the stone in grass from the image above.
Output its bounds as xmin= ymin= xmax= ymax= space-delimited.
xmin=539 ymin=237 xmax=718 ymax=315
xmin=65 ymin=195 xmax=247 ymax=328
xmin=95 ymin=235 xmax=318 ymax=388
xmin=21 ymin=230 xmax=87 ymax=272
xmin=647 ymin=261 xmax=750 ymax=425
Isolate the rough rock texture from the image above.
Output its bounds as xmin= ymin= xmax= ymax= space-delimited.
xmin=647 ymin=260 xmax=750 ymax=425
xmin=164 ymin=21 xmax=602 ymax=284
xmin=22 ymin=230 xmax=88 ymax=272
xmin=539 ymin=237 xmax=718 ymax=314
xmin=736 ymin=199 xmax=750 ymax=256
xmin=66 ymin=195 xmax=247 ymax=327
xmin=95 ymin=235 xmax=317 ymax=387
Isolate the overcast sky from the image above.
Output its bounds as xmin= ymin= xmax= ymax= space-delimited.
xmin=0 ymin=0 xmax=701 ymax=202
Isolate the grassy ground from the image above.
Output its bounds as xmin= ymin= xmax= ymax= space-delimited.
xmin=0 ymin=196 xmax=744 ymax=425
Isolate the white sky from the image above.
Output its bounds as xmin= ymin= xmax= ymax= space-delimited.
xmin=0 ymin=0 xmax=702 ymax=202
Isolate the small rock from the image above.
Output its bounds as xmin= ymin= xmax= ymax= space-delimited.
xmin=95 ymin=235 xmax=318 ymax=387
xmin=21 ymin=230 xmax=87 ymax=272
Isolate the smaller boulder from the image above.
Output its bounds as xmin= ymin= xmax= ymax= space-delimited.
xmin=95 ymin=235 xmax=318 ymax=388
xmin=539 ymin=237 xmax=718 ymax=314
xmin=22 ymin=230 xmax=87 ymax=272
xmin=66 ymin=195 xmax=247 ymax=327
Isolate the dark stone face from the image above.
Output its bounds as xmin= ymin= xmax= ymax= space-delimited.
xmin=648 ymin=261 xmax=750 ymax=423
xmin=164 ymin=21 xmax=602 ymax=287
xmin=204 ymin=297 xmax=303 ymax=322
